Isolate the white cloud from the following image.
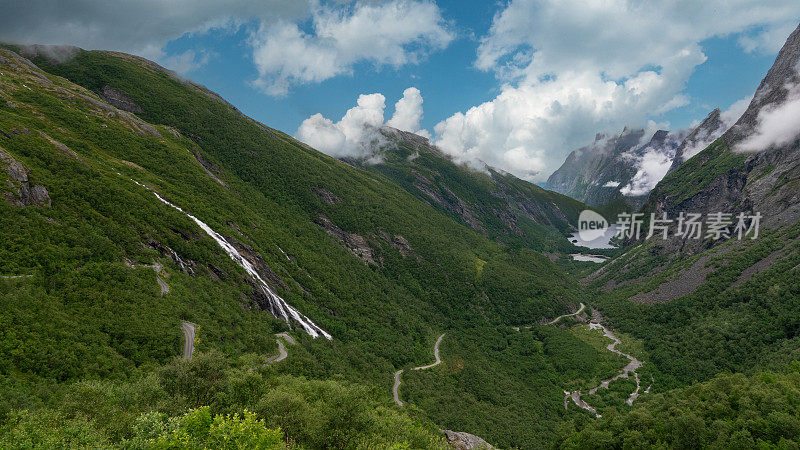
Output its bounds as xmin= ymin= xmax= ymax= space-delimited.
xmin=721 ymin=96 xmax=752 ymax=126
xmin=296 ymin=87 xmax=432 ymax=157
xmin=739 ymin=22 xmax=800 ymax=55
xmin=681 ymin=96 xmax=751 ymax=161
xmin=296 ymin=93 xmax=386 ymax=158
xmin=432 ymin=0 xmax=800 ymax=181
xmin=387 ymin=87 xmax=427 ymax=137
xmin=433 ymin=67 xmax=699 ymax=181
xmin=0 ymin=0 xmax=311 ymax=73
xmin=603 ymin=181 xmax=621 ymax=188
xmin=737 ymin=83 xmax=800 ymax=152
xmin=619 ymin=129 xmax=685 ymax=196
xmin=619 ymin=147 xmax=674 ymax=197
xmin=251 ymin=1 xmax=453 ymax=95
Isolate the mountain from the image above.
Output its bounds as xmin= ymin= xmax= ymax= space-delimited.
xmin=546 ymin=127 xmax=684 ymax=210
xmin=577 ymin=21 xmax=800 ymax=425
xmin=645 ymin=22 xmax=800 ymax=234
xmin=666 ymin=108 xmax=726 ymax=175
xmin=5 ymin=22 xmax=800 ymax=449
xmin=341 ymin=126 xmax=587 ymax=252
xmin=0 ymin=44 xmax=630 ymax=448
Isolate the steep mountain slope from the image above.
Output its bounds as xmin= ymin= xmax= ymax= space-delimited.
xmin=546 ymin=127 xmax=684 ymax=210
xmin=577 ymin=22 xmax=800 ymax=405
xmin=666 ymin=108 xmax=727 ymax=175
xmin=343 ymin=126 xmax=586 ymax=252
xmin=645 ymin=23 xmax=800 ymax=234
xmin=0 ymin=45 xmax=626 ymax=448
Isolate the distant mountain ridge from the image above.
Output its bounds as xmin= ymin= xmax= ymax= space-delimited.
xmin=341 ymin=125 xmax=587 ymax=252
xmin=545 ymin=127 xmax=685 ymax=210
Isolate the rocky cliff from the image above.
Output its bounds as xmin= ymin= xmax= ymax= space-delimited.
xmin=644 ymin=22 xmax=800 ymax=244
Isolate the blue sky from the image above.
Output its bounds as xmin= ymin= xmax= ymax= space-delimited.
xmin=174 ymin=22 xmax=778 ymax=136
xmin=2 ymin=0 xmax=799 ymax=181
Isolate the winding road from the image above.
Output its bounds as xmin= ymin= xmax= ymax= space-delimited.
xmin=265 ymin=332 xmax=296 ymax=363
xmin=393 ymin=333 xmax=445 ymax=407
xmin=181 ymin=321 xmax=197 ymax=360
xmin=546 ymin=302 xmax=586 ymax=325
xmin=563 ymin=322 xmax=647 ymax=417
xmin=151 ymin=262 xmax=169 ymax=296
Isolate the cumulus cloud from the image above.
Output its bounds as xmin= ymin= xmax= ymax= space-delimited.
xmin=297 ymin=87 xmax=431 ymax=157
xmin=434 ymin=67 xmax=699 ymax=181
xmin=387 ymin=87 xmax=428 ymax=138
xmin=737 ymin=83 xmax=800 ymax=152
xmin=296 ymin=93 xmax=386 ymax=158
xmin=0 ymin=0 xmax=311 ymax=73
xmin=603 ymin=181 xmax=621 ymax=188
xmin=432 ymin=0 xmax=800 ymax=181
xmin=250 ymin=1 xmax=453 ymax=95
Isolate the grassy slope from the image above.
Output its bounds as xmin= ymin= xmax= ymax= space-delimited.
xmin=0 ymin=48 xmax=623 ymax=447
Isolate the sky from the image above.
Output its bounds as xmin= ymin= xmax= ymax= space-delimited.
xmin=1 ymin=0 xmax=799 ymax=182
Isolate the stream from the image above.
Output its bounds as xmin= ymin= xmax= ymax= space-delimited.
xmin=134 ymin=180 xmax=331 ymax=340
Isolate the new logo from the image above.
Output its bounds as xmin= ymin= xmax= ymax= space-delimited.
xmin=577 ymin=210 xmax=609 ymax=242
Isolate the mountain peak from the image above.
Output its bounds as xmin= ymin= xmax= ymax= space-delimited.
xmin=725 ymin=23 xmax=800 ymax=144
xmin=666 ymin=108 xmax=726 ymax=174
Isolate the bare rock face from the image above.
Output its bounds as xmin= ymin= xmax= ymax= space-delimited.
xmin=100 ymin=85 xmax=143 ymax=113
xmin=312 ymin=187 xmax=341 ymax=205
xmin=412 ymin=172 xmax=487 ymax=234
xmin=0 ymin=147 xmax=51 ymax=207
xmin=725 ymin=24 xmax=800 ymax=143
xmin=546 ymin=128 xmax=645 ymax=207
xmin=314 ymin=214 xmax=380 ymax=265
xmin=442 ymin=430 xmax=495 ymax=450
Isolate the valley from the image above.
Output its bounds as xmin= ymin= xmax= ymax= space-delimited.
xmin=1 ymin=19 xmax=800 ymax=449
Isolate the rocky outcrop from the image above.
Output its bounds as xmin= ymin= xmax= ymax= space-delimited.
xmin=546 ymin=128 xmax=645 ymax=207
xmin=192 ymin=148 xmax=228 ymax=188
xmin=0 ymin=147 xmax=50 ymax=207
xmin=100 ymin=85 xmax=143 ymax=113
xmin=312 ymin=187 xmax=341 ymax=205
xmin=145 ymin=239 xmax=196 ymax=275
xmin=378 ymin=231 xmax=421 ymax=261
xmin=314 ymin=214 xmax=380 ymax=265
xmin=78 ymin=92 xmax=161 ymax=137
xmin=412 ymin=172 xmax=487 ymax=234
xmin=442 ymin=430 xmax=495 ymax=450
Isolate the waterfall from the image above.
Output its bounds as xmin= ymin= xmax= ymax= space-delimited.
xmin=133 ymin=180 xmax=331 ymax=339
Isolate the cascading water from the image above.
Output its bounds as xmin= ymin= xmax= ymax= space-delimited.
xmin=133 ymin=180 xmax=331 ymax=340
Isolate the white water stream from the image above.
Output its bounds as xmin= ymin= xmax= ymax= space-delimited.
xmin=134 ymin=180 xmax=331 ymax=339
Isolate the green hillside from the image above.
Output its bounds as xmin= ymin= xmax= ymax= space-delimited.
xmin=346 ymin=127 xmax=586 ymax=252
xmin=4 ymin=38 xmax=800 ymax=449
xmin=0 ymin=46 xmax=617 ymax=448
